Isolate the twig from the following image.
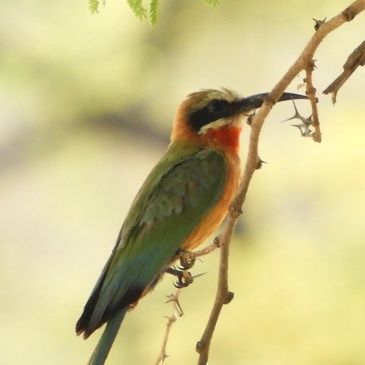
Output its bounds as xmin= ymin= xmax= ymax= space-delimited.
xmin=304 ymin=60 xmax=322 ymax=142
xmin=323 ymin=40 xmax=365 ymax=103
xmin=154 ymin=290 xmax=183 ymax=365
xmin=193 ymin=236 xmax=221 ymax=258
xmin=195 ymin=208 xmax=239 ymax=365
xmin=195 ymin=1 xmax=365 ymax=365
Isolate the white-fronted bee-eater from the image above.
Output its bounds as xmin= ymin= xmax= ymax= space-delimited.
xmin=76 ymin=88 xmax=306 ymax=365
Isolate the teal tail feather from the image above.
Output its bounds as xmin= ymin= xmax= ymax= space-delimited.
xmin=88 ymin=309 xmax=127 ymax=365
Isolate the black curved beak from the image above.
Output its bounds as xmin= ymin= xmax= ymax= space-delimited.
xmin=235 ymin=92 xmax=308 ymax=113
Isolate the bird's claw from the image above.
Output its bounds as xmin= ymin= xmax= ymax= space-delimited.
xmin=165 ymin=266 xmax=194 ymax=288
xmin=173 ymin=270 xmax=194 ymax=289
xmin=178 ymin=250 xmax=196 ymax=270
xmin=166 ymin=250 xmax=205 ymax=289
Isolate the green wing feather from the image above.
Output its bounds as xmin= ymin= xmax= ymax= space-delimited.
xmin=76 ymin=141 xmax=228 ymax=337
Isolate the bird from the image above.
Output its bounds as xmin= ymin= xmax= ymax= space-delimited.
xmin=76 ymin=88 xmax=306 ymax=365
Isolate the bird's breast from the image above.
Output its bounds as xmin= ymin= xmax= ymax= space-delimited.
xmin=181 ymin=151 xmax=240 ymax=251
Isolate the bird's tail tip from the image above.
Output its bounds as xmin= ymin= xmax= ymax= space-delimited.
xmin=87 ymin=309 xmax=127 ymax=365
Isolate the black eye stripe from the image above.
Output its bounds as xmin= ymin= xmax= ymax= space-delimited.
xmin=188 ymin=99 xmax=231 ymax=132
xmin=207 ymin=99 xmax=228 ymax=113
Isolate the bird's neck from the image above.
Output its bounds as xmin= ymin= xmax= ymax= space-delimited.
xmin=201 ymin=125 xmax=241 ymax=153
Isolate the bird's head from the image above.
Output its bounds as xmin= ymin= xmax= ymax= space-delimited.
xmin=171 ymin=88 xmax=306 ymax=152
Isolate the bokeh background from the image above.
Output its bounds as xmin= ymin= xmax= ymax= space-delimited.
xmin=1 ymin=1 xmax=364 ymax=364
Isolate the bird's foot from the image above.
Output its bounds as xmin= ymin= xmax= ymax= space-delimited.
xmin=174 ymin=270 xmax=194 ymax=289
xmin=165 ymin=267 xmax=194 ymax=288
xmin=177 ymin=249 xmax=196 ymax=270
xmin=175 ymin=268 xmax=194 ymax=288
xmin=165 ymin=266 xmax=206 ymax=289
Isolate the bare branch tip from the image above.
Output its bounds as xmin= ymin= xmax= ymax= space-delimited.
xmin=312 ymin=131 xmax=322 ymax=143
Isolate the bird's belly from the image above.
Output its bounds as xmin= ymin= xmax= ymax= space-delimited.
xmin=181 ymin=154 xmax=240 ymax=251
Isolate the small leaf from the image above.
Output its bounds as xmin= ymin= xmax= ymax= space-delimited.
xmin=149 ymin=0 xmax=159 ymax=25
xmin=89 ymin=0 xmax=100 ymax=13
xmin=202 ymin=0 xmax=220 ymax=6
xmin=127 ymin=0 xmax=148 ymax=20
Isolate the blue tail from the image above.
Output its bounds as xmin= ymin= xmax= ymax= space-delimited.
xmin=88 ymin=309 xmax=127 ymax=365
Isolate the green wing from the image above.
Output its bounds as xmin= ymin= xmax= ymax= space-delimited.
xmin=77 ymin=141 xmax=228 ymax=336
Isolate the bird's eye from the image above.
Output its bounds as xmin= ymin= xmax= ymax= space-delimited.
xmin=207 ymin=99 xmax=227 ymax=113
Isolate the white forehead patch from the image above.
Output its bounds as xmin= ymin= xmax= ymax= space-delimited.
xmin=187 ymin=88 xmax=241 ymax=112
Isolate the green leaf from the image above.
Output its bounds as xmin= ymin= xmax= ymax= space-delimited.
xmin=149 ymin=0 xmax=159 ymax=25
xmin=89 ymin=0 xmax=100 ymax=13
xmin=202 ymin=0 xmax=220 ymax=6
xmin=127 ymin=0 xmax=148 ymax=21
xmin=89 ymin=0 xmax=221 ymax=22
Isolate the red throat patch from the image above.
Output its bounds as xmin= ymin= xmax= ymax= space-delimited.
xmin=203 ymin=125 xmax=241 ymax=152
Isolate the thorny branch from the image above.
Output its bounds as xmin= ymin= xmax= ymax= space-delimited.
xmin=195 ymin=1 xmax=365 ymax=365
xmin=305 ymin=60 xmax=321 ymax=142
xmin=154 ymin=290 xmax=183 ymax=365
xmin=323 ymin=40 xmax=365 ymax=103
xmin=154 ymin=1 xmax=365 ymax=364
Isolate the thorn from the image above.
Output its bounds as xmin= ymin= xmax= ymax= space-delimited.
xmin=214 ymin=236 xmax=221 ymax=247
xmin=330 ymin=90 xmax=337 ymax=104
xmin=192 ymin=272 xmax=207 ymax=280
xmin=162 ymin=353 xmax=169 ymax=362
xmin=196 ymin=340 xmax=204 ymax=353
xmin=166 ymin=292 xmax=178 ymax=303
xmin=174 ymin=306 xmax=183 ymax=318
xmin=307 ymin=58 xmax=317 ymax=71
xmin=224 ymin=291 xmax=235 ymax=304
xmin=313 ymin=17 xmax=326 ymax=31
xmin=166 ymin=292 xmax=184 ymax=316
xmin=291 ymin=124 xmax=313 ymax=137
xmin=283 ymin=99 xmax=314 ymax=137
xmin=256 ymin=157 xmax=267 ymax=170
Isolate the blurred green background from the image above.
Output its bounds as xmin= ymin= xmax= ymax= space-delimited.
xmin=1 ymin=0 xmax=364 ymax=364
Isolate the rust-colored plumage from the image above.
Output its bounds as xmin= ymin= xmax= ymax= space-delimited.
xmin=170 ymin=91 xmax=242 ymax=251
